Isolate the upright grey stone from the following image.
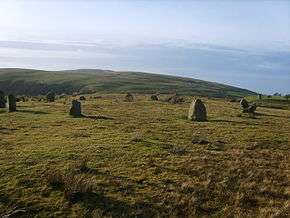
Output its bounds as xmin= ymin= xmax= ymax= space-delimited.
xmin=46 ymin=91 xmax=55 ymax=102
xmin=125 ymin=93 xmax=134 ymax=102
xmin=188 ymin=99 xmax=207 ymax=121
xmin=0 ymin=91 xmax=6 ymax=108
xmin=150 ymin=95 xmax=158 ymax=101
xmin=240 ymin=98 xmax=249 ymax=109
xmin=8 ymin=95 xmax=16 ymax=112
xmin=69 ymin=100 xmax=82 ymax=117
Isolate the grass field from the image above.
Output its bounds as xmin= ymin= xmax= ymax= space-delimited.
xmin=0 ymin=94 xmax=289 ymax=217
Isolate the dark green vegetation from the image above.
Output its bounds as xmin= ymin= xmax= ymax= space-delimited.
xmin=0 ymin=68 xmax=256 ymax=97
xmin=0 ymin=94 xmax=289 ymax=217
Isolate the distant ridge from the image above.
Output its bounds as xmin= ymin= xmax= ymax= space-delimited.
xmin=0 ymin=68 xmax=256 ymax=97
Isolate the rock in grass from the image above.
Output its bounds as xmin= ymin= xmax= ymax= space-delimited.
xmin=192 ymin=135 xmax=209 ymax=144
xmin=240 ymin=98 xmax=249 ymax=109
xmin=70 ymin=100 xmax=82 ymax=117
xmin=125 ymin=93 xmax=134 ymax=102
xmin=167 ymin=95 xmax=184 ymax=104
xmin=46 ymin=91 xmax=56 ymax=102
xmin=0 ymin=90 xmax=6 ymax=108
xmin=20 ymin=96 xmax=26 ymax=102
xmin=150 ymin=95 xmax=158 ymax=101
xmin=8 ymin=94 xmax=16 ymax=112
xmin=240 ymin=98 xmax=257 ymax=114
xmin=79 ymin=96 xmax=86 ymax=101
xmin=59 ymin=93 xmax=67 ymax=99
xmin=188 ymin=99 xmax=207 ymax=121
xmin=243 ymin=104 xmax=257 ymax=113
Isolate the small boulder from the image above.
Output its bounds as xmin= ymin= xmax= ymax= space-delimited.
xmin=192 ymin=135 xmax=209 ymax=144
xmin=243 ymin=104 xmax=257 ymax=113
xmin=188 ymin=99 xmax=207 ymax=121
xmin=72 ymin=92 xmax=78 ymax=97
xmin=46 ymin=91 xmax=56 ymax=102
xmin=150 ymin=95 xmax=158 ymax=101
xmin=167 ymin=95 xmax=184 ymax=104
xmin=69 ymin=100 xmax=82 ymax=117
xmin=59 ymin=93 xmax=67 ymax=99
xmin=8 ymin=94 xmax=16 ymax=112
xmin=240 ymin=98 xmax=257 ymax=114
xmin=20 ymin=96 xmax=26 ymax=102
xmin=240 ymin=98 xmax=249 ymax=109
xmin=79 ymin=96 xmax=86 ymax=101
xmin=125 ymin=93 xmax=134 ymax=102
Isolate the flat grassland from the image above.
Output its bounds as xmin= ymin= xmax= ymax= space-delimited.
xmin=0 ymin=94 xmax=289 ymax=217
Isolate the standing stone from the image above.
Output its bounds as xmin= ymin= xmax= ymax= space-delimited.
xmin=150 ymin=95 xmax=158 ymax=101
xmin=46 ymin=91 xmax=55 ymax=102
xmin=258 ymin=94 xmax=262 ymax=100
xmin=188 ymin=99 xmax=207 ymax=121
xmin=8 ymin=95 xmax=16 ymax=112
xmin=240 ymin=98 xmax=249 ymax=109
xmin=0 ymin=91 xmax=6 ymax=108
xmin=125 ymin=93 xmax=134 ymax=102
xmin=69 ymin=100 xmax=82 ymax=117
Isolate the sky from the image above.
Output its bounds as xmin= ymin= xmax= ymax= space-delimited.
xmin=0 ymin=0 xmax=289 ymax=94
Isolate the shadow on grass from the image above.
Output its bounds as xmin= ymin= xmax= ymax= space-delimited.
xmin=79 ymin=183 xmax=155 ymax=217
xmin=209 ymin=119 xmax=258 ymax=125
xmin=255 ymin=112 xmax=290 ymax=119
xmin=77 ymin=114 xmax=114 ymax=120
xmin=17 ymin=109 xmax=50 ymax=115
xmin=77 ymin=167 xmax=108 ymax=176
xmin=80 ymin=192 xmax=133 ymax=215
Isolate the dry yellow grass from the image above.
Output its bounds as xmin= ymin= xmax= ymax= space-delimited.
xmin=0 ymin=94 xmax=289 ymax=217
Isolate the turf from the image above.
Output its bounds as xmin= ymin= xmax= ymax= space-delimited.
xmin=0 ymin=94 xmax=289 ymax=217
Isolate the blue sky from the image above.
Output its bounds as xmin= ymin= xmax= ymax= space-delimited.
xmin=0 ymin=0 xmax=289 ymax=94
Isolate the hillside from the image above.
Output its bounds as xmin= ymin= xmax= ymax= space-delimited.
xmin=0 ymin=68 xmax=256 ymax=97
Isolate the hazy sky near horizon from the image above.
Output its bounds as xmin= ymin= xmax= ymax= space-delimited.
xmin=0 ymin=0 xmax=289 ymax=94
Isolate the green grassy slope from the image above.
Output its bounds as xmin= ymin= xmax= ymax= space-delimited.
xmin=0 ymin=68 xmax=256 ymax=97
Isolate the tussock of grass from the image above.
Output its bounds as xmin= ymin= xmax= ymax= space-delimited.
xmin=73 ymin=158 xmax=90 ymax=173
xmin=44 ymin=170 xmax=66 ymax=189
xmin=63 ymin=176 xmax=94 ymax=203
xmin=45 ymin=170 xmax=94 ymax=203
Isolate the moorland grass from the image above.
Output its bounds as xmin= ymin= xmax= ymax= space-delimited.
xmin=0 ymin=94 xmax=289 ymax=217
